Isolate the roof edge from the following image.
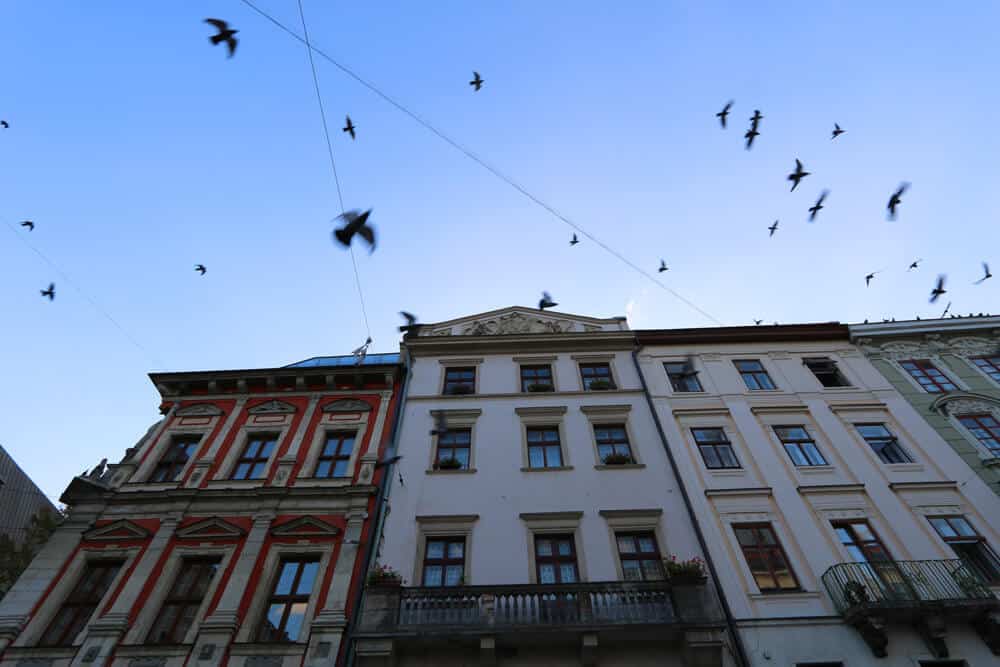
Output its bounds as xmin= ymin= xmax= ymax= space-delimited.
xmin=636 ymin=322 xmax=848 ymax=345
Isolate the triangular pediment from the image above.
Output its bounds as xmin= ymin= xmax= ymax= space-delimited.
xmin=322 ymin=398 xmax=372 ymax=413
xmin=248 ymin=400 xmax=297 ymax=414
xmin=419 ymin=306 xmax=626 ymax=337
xmin=271 ymin=516 xmax=339 ymax=537
xmin=84 ymin=519 xmax=151 ymax=541
xmin=176 ymin=517 xmax=247 ymax=540
xmin=176 ymin=403 xmax=224 ymax=417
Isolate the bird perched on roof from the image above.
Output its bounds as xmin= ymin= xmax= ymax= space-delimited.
xmin=929 ymin=275 xmax=947 ymax=303
xmin=469 ymin=71 xmax=484 ymax=91
xmin=808 ymin=191 xmax=829 ymax=222
xmin=754 ymin=319 xmax=763 ymax=325
xmin=352 ymin=337 xmax=372 ymax=365
xmin=787 ymin=159 xmax=810 ymax=192
xmin=40 ymin=283 xmax=55 ymax=301
xmin=195 ymin=264 xmax=207 ymax=275
xmin=204 ymin=19 xmax=238 ymax=57
xmin=768 ymin=220 xmax=779 ymax=237
xmin=831 ymin=123 xmax=844 ymax=140
xmin=716 ymin=101 xmax=733 ymax=128
xmin=538 ymin=292 xmax=558 ymax=310
xmin=333 ymin=209 xmax=376 ymax=252
xmin=399 ymin=311 xmax=421 ymax=333
xmin=887 ymin=183 xmax=910 ymax=220
xmin=570 ymin=233 xmax=579 ymax=246
xmin=343 ymin=115 xmax=356 ymax=140
xmin=974 ymin=262 xmax=992 ymax=284
xmin=20 ymin=220 xmax=34 ymax=231
xmin=658 ymin=259 xmax=668 ymax=273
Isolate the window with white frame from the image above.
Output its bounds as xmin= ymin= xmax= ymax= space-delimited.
xmin=773 ymin=426 xmax=828 ymax=467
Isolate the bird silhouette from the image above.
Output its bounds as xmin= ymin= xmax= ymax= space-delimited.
xmin=204 ymin=19 xmax=238 ymax=57
xmin=195 ymin=264 xmax=207 ymax=275
xmin=658 ymin=259 xmax=668 ymax=273
xmin=929 ymin=275 xmax=947 ymax=303
xmin=787 ymin=159 xmax=810 ymax=192
xmin=343 ymin=115 xmax=356 ymax=140
xmin=469 ymin=71 xmax=484 ymax=91
xmin=887 ymin=183 xmax=910 ymax=220
xmin=808 ymin=191 xmax=829 ymax=221
xmin=399 ymin=311 xmax=420 ymax=333
xmin=398 ymin=472 xmax=405 ymax=487
xmin=754 ymin=319 xmax=763 ymax=325
xmin=716 ymin=101 xmax=733 ymax=128
xmin=20 ymin=221 xmax=34 ymax=231
xmin=750 ymin=110 xmax=763 ymax=125
xmin=831 ymin=123 xmax=844 ymax=140
xmin=865 ymin=272 xmax=878 ymax=287
xmin=768 ymin=220 xmax=779 ymax=237
xmin=333 ymin=209 xmax=376 ymax=252
xmin=539 ymin=292 xmax=558 ymax=310
xmin=0 ymin=120 xmax=8 ymax=129
xmin=975 ymin=262 xmax=992 ymax=284
xmin=940 ymin=301 xmax=952 ymax=318
xmin=40 ymin=283 xmax=55 ymax=301
xmin=908 ymin=259 xmax=922 ymax=271
xmin=570 ymin=233 xmax=579 ymax=246
xmin=430 ymin=412 xmax=449 ymax=437
xmin=744 ymin=126 xmax=760 ymax=150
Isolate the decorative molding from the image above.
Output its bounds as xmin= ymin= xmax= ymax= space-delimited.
xmin=270 ymin=516 xmax=339 ymax=537
xmin=888 ymin=481 xmax=958 ymax=492
xmin=83 ymin=519 xmax=152 ymax=542
xmin=415 ymin=514 xmax=479 ymax=524
xmin=911 ymin=505 xmax=964 ymax=516
xmin=248 ymin=400 xmax=297 ymax=415
xmin=519 ymin=511 xmax=584 ymax=522
xmin=948 ymin=336 xmax=997 ymax=357
xmin=750 ymin=405 xmax=809 ymax=415
xmin=512 ymin=355 xmax=558 ymax=363
xmin=579 ymin=404 xmax=632 ymax=416
xmin=720 ymin=511 xmax=772 ymax=522
xmin=797 ymin=483 xmax=866 ymax=495
xmin=598 ymin=509 xmax=663 ymax=519
xmin=454 ymin=312 xmax=586 ymax=336
xmin=437 ymin=357 xmax=484 ymax=366
xmin=816 ymin=508 xmax=870 ymax=520
xmin=430 ymin=408 xmax=483 ymax=419
xmin=175 ymin=403 xmax=223 ymax=417
xmin=515 ymin=406 xmax=568 ymax=417
xmin=672 ymin=406 xmax=731 ymax=417
xmin=570 ymin=353 xmax=615 ymax=362
xmin=929 ymin=392 xmax=1000 ymax=417
xmin=176 ymin=517 xmax=246 ymax=540
xmin=322 ymin=398 xmax=372 ymax=413
xmin=704 ymin=487 xmax=773 ymax=498
xmin=827 ymin=402 xmax=887 ymax=414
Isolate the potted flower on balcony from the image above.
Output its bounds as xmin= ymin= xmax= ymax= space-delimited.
xmin=447 ymin=384 xmax=474 ymax=395
xmin=527 ymin=382 xmax=553 ymax=393
xmin=434 ymin=457 xmax=464 ymax=471
xmin=587 ymin=379 xmax=612 ymax=391
xmin=601 ymin=452 xmax=633 ymax=466
xmin=663 ymin=555 xmax=707 ymax=584
xmin=367 ymin=563 xmax=403 ymax=588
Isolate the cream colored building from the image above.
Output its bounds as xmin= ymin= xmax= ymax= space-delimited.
xmin=634 ymin=323 xmax=1000 ymax=666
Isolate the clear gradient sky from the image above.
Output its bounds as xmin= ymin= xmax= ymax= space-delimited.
xmin=2 ymin=1 xmax=997 ymax=500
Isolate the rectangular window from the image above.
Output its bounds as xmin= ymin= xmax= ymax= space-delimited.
xmin=734 ymin=359 xmax=777 ymax=390
xmin=803 ymin=357 xmax=851 ymax=388
xmin=972 ymin=356 xmax=1000 ymax=384
xmin=664 ymin=361 xmax=703 ymax=393
xmin=832 ymin=520 xmax=892 ymax=563
xmin=257 ymin=557 xmax=319 ymax=642
xmin=147 ymin=558 xmax=221 ymax=644
xmin=899 ymin=359 xmax=957 ymax=393
xmin=151 ymin=435 xmax=202 ymax=482
xmin=40 ymin=560 xmax=124 ymax=647
xmin=231 ymin=434 xmax=277 ymax=480
xmin=929 ymin=516 xmax=1000 ymax=583
xmin=520 ymin=365 xmax=554 ymax=392
xmin=422 ymin=537 xmax=465 ymax=587
xmin=691 ymin=427 xmax=740 ymax=469
xmin=526 ymin=427 xmax=563 ymax=468
xmin=535 ymin=535 xmax=578 ymax=584
xmin=580 ymin=362 xmax=615 ymax=390
xmin=595 ymin=424 xmax=634 ymax=464
xmin=855 ymin=424 xmax=912 ymax=463
xmin=435 ymin=428 xmax=471 ymax=469
xmin=442 ymin=367 xmax=475 ymax=395
xmin=733 ymin=524 xmax=799 ymax=592
xmin=616 ymin=532 xmax=664 ymax=581
xmin=957 ymin=414 xmax=1000 ymax=457
xmin=774 ymin=426 xmax=828 ymax=467
xmin=315 ymin=432 xmax=355 ymax=478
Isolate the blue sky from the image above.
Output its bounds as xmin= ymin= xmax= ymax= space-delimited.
xmin=2 ymin=1 xmax=997 ymax=499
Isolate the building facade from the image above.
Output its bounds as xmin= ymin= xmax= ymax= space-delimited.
xmin=354 ymin=308 xmax=734 ymax=667
xmin=851 ymin=316 xmax=1000 ymax=496
xmin=0 ymin=353 xmax=403 ymax=667
xmin=0 ymin=444 xmax=56 ymax=549
xmin=635 ymin=323 xmax=1000 ymax=666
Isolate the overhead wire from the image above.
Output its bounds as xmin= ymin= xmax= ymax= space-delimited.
xmin=293 ymin=0 xmax=372 ymax=340
xmin=238 ymin=0 xmax=723 ymax=326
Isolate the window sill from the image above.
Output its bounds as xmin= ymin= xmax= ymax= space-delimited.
xmin=706 ymin=468 xmax=746 ymax=476
xmin=744 ymin=388 xmax=783 ymax=393
xmin=884 ymin=463 xmax=925 ymax=473
xmin=748 ymin=590 xmax=819 ymax=601
xmin=204 ymin=479 xmax=267 ymax=489
xmin=426 ymin=468 xmax=478 ymax=475
xmin=1 ymin=647 xmax=78 ymax=660
xmin=116 ymin=643 xmax=192 ymax=657
xmin=594 ymin=463 xmax=646 ymax=470
xmin=670 ymin=390 xmax=706 ymax=395
xmin=229 ymin=642 xmax=307 ymax=655
xmin=796 ymin=465 xmax=837 ymax=474
xmin=294 ymin=477 xmax=353 ymax=487
xmin=819 ymin=385 xmax=856 ymax=391
xmin=520 ymin=466 xmax=575 ymax=472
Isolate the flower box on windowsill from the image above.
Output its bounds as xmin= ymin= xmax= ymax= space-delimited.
xmin=587 ymin=379 xmax=613 ymax=391
xmin=446 ymin=385 xmax=474 ymax=395
xmin=601 ymin=453 xmax=634 ymax=466
xmin=664 ymin=555 xmax=706 ymax=584
xmin=527 ymin=383 xmax=554 ymax=393
xmin=367 ymin=564 xmax=404 ymax=588
xmin=434 ymin=457 xmax=464 ymax=471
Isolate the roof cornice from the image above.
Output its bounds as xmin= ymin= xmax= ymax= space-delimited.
xmin=635 ymin=322 xmax=848 ymax=346
xmin=849 ymin=317 xmax=1000 ymax=338
xmin=405 ymin=331 xmax=635 ymax=356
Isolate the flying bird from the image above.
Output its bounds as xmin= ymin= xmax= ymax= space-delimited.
xmin=744 ymin=125 xmax=760 ymax=150
xmin=865 ymin=272 xmax=879 ymax=287
xmin=469 ymin=71 xmax=484 ymax=91
xmin=768 ymin=220 xmax=779 ymax=237
xmin=975 ymin=262 xmax=992 ymax=284
xmin=754 ymin=319 xmax=763 ymax=325
xmin=430 ymin=412 xmax=449 ymax=437
xmin=195 ymin=264 xmax=207 ymax=275
xmin=204 ymin=19 xmax=238 ymax=57
xmin=399 ymin=311 xmax=420 ymax=333
xmin=808 ymin=191 xmax=829 ymax=221
xmin=716 ymin=101 xmax=733 ymax=128
xmin=333 ymin=209 xmax=376 ymax=252
xmin=750 ymin=110 xmax=763 ymax=125
xmin=831 ymin=123 xmax=844 ymax=140
xmin=20 ymin=221 xmax=34 ymax=231
xmin=342 ymin=115 xmax=356 ymax=140
xmin=908 ymin=259 xmax=922 ymax=271
xmin=538 ymin=291 xmax=558 ymax=310
xmin=887 ymin=182 xmax=910 ymax=220
xmin=0 ymin=120 xmax=8 ymax=129
xmin=570 ymin=233 xmax=579 ymax=246
xmin=787 ymin=159 xmax=810 ymax=192
xmin=658 ymin=259 xmax=668 ymax=273
xmin=40 ymin=283 xmax=55 ymax=301
xmin=940 ymin=301 xmax=952 ymax=318
xmin=929 ymin=275 xmax=947 ymax=303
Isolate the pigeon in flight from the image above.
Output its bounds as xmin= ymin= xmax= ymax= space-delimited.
xmin=865 ymin=272 xmax=878 ymax=287
xmin=195 ymin=264 xmax=207 ymax=275
xmin=744 ymin=125 xmax=760 ymax=150
xmin=399 ymin=311 xmax=420 ymax=333
xmin=750 ymin=110 xmax=763 ymax=125
xmin=570 ymin=233 xmax=579 ymax=246
xmin=787 ymin=159 xmax=810 ymax=192
xmin=716 ymin=101 xmax=733 ymax=128
xmin=908 ymin=259 xmax=922 ymax=271
xmin=469 ymin=71 xmax=484 ymax=91
xmin=754 ymin=319 xmax=763 ymax=325
xmin=831 ymin=123 xmax=844 ymax=140
xmin=205 ymin=19 xmax=238 ymax=57
xmin=887 ymin=183 xmax=910 ymax=220
xmin=0 ymin=120 xmax=8 ymax=129
xmin=658 ymin=259 xmax=669 ymax=273
xmin=929 ymin=275 xmax=947 ymax=303
xmin=40 ymin=283 xmax=55 ymax=301
xmin=20 ymin=221 xmax=34 ymax=231
xmin=768 ymin=220 xmax=779 ymax=237
xmin=808 ymin=191 xmax=829 ymax=222
xmin=430 ymin=412 xmax=449 ymax=437
xmin=975 ymin=262 xmax=992 ymax=284
xmin=538 ymin=292 xmax=558 ymax=310
xmin=343 ymin=115 xmax=356 ymax=140
xmin=333 ymin=209 xmax=376 ymax=252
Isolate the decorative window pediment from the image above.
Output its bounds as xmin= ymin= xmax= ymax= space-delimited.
xmin=270 ymin=516 xmax=339 ymax=537
xmin=322 ymin=399 xmax=372 ymax=413
xmin=175 ymin=517 xmax=246 ymax=540
xmin=950 ymin=336 xmax=996 ymax=357
xmin=84 ymin=519 xmax=151 ymax=541
xmin=175 ymin=403 xmax=224 ymax=417
xmin=930 ymin=392 xmax=1000 ymax=417
xmin=879 ymin=341 xmax=927 ymax=360
xmin=248 ymin=400 xmax=297 ymax=415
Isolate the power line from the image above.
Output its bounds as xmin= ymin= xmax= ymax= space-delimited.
xmin=238 ymin=0 xmax=722 ymax=326
xmin=294 ymin=0 xmax=372 ymax=340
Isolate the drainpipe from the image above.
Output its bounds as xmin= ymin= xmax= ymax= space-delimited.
xmin=631 ymin=348 xmax=750 ymax=667
xmin=343 ymin=348 xmax=411 ymax=666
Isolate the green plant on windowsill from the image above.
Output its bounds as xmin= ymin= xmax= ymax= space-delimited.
xmin=601 ymin=452 xmax=633 ymax=465
xmin=663 ymin=555 xmax=706 ymax=582
xmin=435 ymin=457 xmax=464 ymax=470
xmin=527 ymin=383 xmax=553 ymax=393
xmin=368 ymin=563 xmax=404 ymax=587
xmin=587 ymin=379 xmax=612 ymax=390
xmin=447 ymin=384 xmax=474 ymax=395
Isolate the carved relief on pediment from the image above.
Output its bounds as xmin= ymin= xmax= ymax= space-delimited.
xmin=949 ymin=336 xmax=996 ymax=357
xmin=879 ymin=341 xmax=927 ymax=360
xmin=459 ymin=312 xmax=576 ymax=336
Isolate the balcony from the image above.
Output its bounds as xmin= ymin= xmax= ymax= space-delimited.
xmin=822 ymin=559 xmax=1000 ymax=658
xmin=354 ymin=580 xmax=726 ymax=665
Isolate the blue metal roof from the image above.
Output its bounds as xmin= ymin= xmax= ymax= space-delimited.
xmin=284 ymin=353 xmax=401 ymax=368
